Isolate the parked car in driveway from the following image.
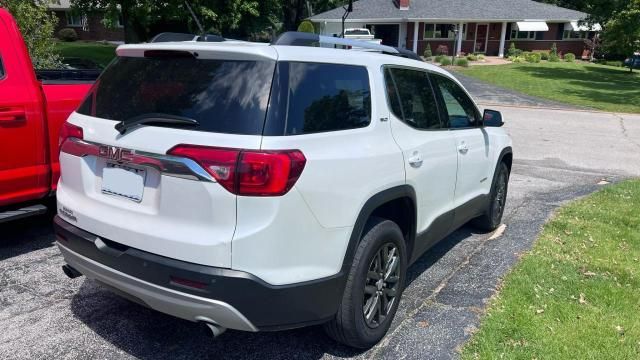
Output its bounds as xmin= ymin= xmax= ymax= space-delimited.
xmin=54 ymin=32 xmax=512 ymax=349
xmin=0 ymin=9 xmax=99 ymax=223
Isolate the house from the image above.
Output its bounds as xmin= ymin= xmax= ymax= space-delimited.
xmin=48 ymin=0 xmax=124 ymax=42
xmin=309 ymin=0 xmax=598 ymax=58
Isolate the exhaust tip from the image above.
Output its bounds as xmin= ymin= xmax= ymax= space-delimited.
xmin=62 ymin=264 xmax=83 ymax=279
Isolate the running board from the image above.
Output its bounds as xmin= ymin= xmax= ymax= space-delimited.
xmin=0 ymin=204 xmax=48 ymax=224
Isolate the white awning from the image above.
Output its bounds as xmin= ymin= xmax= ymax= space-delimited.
xmin=565 ymin=21 xmax=601 ymax=31
xmin=515 ymin=21 xmax=549 ymax=31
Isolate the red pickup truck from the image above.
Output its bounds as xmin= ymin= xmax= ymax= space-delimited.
xmin=0 ymin=9 xmax=100 ymax=223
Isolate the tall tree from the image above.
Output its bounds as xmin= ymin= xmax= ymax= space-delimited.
xmin=603 ymin=0 xmax=640 ymax=71
xmin=71 ymin=0 xmax=265 ymax=43
xmin=0 ymin=0 xmax=61 ymax=68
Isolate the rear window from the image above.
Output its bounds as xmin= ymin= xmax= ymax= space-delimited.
xmin=78 ymin=56 xmax=276 ymax=135
xmin=78 ymin=56 xmax=371 ymax=136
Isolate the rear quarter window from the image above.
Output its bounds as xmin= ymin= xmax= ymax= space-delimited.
xmin=265 ymin=62 xmax=371 ymax=136
xmin=0 ymin=56 xmax=5 ymax=79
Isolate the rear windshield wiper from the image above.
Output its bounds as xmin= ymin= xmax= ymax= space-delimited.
xmin=115 ymin=113 xmax=200 ymax=135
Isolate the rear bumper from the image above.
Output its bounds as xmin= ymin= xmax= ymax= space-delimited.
xmin=54 ymin=216 xmax=346 ymax=331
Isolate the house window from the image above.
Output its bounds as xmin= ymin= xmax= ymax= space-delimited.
xmin=510 ymin=30 xmax=536 ymax=40
xmin=563 ymin=30 xmax=587 ymax=39
xmin=66 ymin=12 xmax=83 ymax=27
xmin=424 ymin=24 xmax=466 ymax=39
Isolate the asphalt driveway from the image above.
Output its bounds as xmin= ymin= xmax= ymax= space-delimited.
xmin=1 ymin=104 xmax=639 ymax=359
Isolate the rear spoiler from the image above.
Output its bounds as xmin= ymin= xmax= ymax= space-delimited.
xmin=150 ymin=32 xmax=226 ymax=43
xmin=272 ymin=31 xmax=422 ymax=61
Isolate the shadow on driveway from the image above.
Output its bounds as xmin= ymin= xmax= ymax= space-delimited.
xmin=67 ymin=227 xmax=478 ymax=359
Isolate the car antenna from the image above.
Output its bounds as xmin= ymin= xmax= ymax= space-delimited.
xmin=184 ymin=0 xmax=206 ymax=41
xmin=341 ymin=0 xmax=353 ymax=38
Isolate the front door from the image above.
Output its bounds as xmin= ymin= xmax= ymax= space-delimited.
xmin=474 ymin=24 xmax=489 ymax=53
xmin=430 ymin=73 xmax=492 ymax=223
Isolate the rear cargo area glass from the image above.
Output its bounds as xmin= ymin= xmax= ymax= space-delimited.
xmin=78 ymin=56 xmax=276 ymax=135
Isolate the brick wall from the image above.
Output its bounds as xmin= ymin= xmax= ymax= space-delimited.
xmin=53 ymin=11 xmax=124 ymax=42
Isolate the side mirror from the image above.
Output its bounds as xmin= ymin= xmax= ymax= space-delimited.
xmin=483 ymin=109 xmax=504 ymax=127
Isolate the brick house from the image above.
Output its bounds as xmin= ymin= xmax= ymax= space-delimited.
xmin=310 ymin=0 xmax=598 ymax=58
xmin=49 ymin=0 xmax=124 ymax=42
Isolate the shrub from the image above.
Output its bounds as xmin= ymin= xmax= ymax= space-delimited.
xmin=509 ymin=56 xmax=526 ymax=63
xmin=540 ymin=52 xmax=549 ymax=60
xmin=466 ymin=54 xmax=478 ymax=61
xmin=57 ymin=28 xmax=78 ymax=42
xmin=455 ymin=58 xmax=469 ymax=67
xmin=524 ymin=52 xmax=541 ymax=63
xmin=477 ymin=54 xmax=485 ymax=60
xmin=507 ymin=42 xmax=522 ymax=57
xmin=548 ymin=54 xmax=561 ymax=62
xmin=434 ymin=54 xmax=445 ymax=63
xmin=550 ymin=42 xmax=558 ymax=56
xmin=423 ymin=43 xmax=432 ymax=59
xmin=0 ymin=0 xmax=61 ymax=68
xmin=297 ymin=20 xmax=315 ymax=33
xmin=564 ymin=53 xmax=576 ymax=62
xmin=439 ymin=57 xmax=452 ymax=66
xmin=435 ymin=44 xmax=449 ymax=56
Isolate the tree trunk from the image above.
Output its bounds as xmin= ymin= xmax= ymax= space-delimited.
xmin=121 ymin=0 xmax=145 ymax=43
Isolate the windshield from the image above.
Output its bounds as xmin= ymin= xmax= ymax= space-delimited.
xmin=77 ymin=56 xmax=276 ymax=135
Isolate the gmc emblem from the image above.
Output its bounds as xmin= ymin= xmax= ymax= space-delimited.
xmin=99 ymin=145 xmax=134 ymax=163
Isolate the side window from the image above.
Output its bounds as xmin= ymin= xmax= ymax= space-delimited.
xmin=431 ymin=74 xmax=480 ymax=128
xmin=385 ymin=67 xmax=441 ymax=130
xmin=0 ymin=56 xmax=5 ymax=79
xmin=282 ymin=62 xmax=371 ymax=135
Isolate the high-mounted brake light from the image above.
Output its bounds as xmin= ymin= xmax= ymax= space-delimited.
xmin=58 ymin=122 xmax=84 ymax=149
xmin=167 ymin=145 xmax=306 ymax=196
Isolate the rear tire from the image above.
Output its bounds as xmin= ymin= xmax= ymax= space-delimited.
xmin=472 ymin=162 xmax=509 ymax=232
xmin=324 ymin=218 xmax=407 ymax=349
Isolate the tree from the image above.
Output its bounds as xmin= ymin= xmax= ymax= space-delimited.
xmin=70 ymin=0 xmax=266 ymax=43
xmin=0 ymin=0 xmax=61 ymax=69
xmin=603 ymin=0 xmax=640 ymax=72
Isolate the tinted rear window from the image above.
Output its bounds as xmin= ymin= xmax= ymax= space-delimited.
xmin=265 ymin=62 xmax=371 ymax=136
xmin=78 ymin=56 xmax=276 ymax=135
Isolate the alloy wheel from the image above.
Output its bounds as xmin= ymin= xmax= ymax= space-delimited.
xmin=363 ymin=242 xmax=401 ymax=328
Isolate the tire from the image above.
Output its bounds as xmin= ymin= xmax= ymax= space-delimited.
xmin=324 ymin=217 xmax=407 ymax=349
xmin=472 ymin=162 xmax=510 ymax=232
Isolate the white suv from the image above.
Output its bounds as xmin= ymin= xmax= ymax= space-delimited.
xmin=54 ymin=32 xmax=512 ymax=349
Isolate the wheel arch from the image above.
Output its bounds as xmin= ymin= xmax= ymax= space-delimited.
xmin=341 ymin=185 xmax=417 ymax=273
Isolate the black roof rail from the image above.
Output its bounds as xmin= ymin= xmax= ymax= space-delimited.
xmin=271 ymin=31 xmax=422 ymax=61
xmin=150 ymin=32 xmax=226 ymax=43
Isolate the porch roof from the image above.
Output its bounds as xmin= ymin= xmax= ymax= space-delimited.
xmin=310 ymin=0 xmax=588 ymax=22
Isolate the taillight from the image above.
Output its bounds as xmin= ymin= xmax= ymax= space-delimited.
xmin=58 ymin=121 xmax=83 ymax=148
xmin=167 ymin=145 xmax=306 ymax=196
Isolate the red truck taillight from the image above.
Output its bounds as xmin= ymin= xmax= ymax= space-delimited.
xmin=167 ymin=144 xmax=306 ymax=196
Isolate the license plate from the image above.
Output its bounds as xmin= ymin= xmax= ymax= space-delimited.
xmin=101 ymin=164 xmax=146 ymax=202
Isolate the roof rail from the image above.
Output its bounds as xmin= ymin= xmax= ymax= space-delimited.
xmin=271 ymin=31 xmax=422 ymax=61
xmin=150 ymin=32 xmax=226 ymax=43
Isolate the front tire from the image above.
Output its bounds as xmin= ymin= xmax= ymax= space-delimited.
xmin=324 ymin=218 xmax=407 ymax=349
xmin=472 ymin=162 xmax=509 ymax=231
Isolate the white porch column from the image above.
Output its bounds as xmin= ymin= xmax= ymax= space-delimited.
xmin=399 ymin=21 xmax=407 ymax=49
xmin=498 ymin=21 xmax=508 ymax=57
xmin=412 ymin=21 xmax=419 ymax=53
xmin=456 ymin=22 xmax=463 ymax=55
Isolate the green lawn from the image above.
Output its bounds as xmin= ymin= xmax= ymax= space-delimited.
xmin=55 ymin=41 xmax=117 ymax=68
xmin=458 ymin=62 xmax=640 ymax=113
xmin=462 ymin=180 xmax=640 ymax=359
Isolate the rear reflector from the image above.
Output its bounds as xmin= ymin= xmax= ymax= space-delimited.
xmin=167 ymin=145 xmax=306 ymax=196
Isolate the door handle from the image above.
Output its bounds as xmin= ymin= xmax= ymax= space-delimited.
xmin=408 ymin=153 xmax=423 ymax=168
xmin=458 ymin=143 xmax=469 ymax=154
xmin=0 ymin=108 xmax=26 ymax=122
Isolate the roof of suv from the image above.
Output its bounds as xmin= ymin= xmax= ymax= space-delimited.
xmin=116 ymin=41 xmax=450 ymax=77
